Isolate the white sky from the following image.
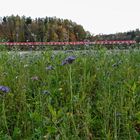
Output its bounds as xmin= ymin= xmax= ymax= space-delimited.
xmin=1 ymin=0 xmax=140 ymax=34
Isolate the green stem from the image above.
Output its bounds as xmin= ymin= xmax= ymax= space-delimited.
xmin=2 ymin=99 xmax=12 ymax=139
xmin=69 ymin=65 xmax=79 ymax=138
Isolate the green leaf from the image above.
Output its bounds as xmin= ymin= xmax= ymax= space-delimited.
xmin=136 ymin=135 xmax=140 ymax=140
xmin=131 ymin=82 xmax=136 ymax=92
xmin=47 ymin=126 xmax=57 ymax=134
xmin=48 ymin=104 xmax=56 ymax=117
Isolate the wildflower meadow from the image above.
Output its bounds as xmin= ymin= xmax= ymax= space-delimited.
xmin=0 ymin=47 xmax=140 ymax=139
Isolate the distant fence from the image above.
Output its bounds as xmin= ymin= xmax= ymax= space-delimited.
xmin=0 ymin=40 xmax=137 ymax=46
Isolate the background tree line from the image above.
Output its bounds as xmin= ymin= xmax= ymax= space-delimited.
xmin=92 ymin=29 xmax=140 ymax=43
xmin=0 ymin=15 xmax=140 ymax=43
xmin=0 ymin=15 xmax=91 ymax=42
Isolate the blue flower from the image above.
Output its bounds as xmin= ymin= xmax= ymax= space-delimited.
xmin=64 ymin=50 xmax=74 ymax=54
xmin=46 ymin=65 xmax=54 ymax=70
xmin=61 ymin=61 xmax=67 ymax=66
xmin=0 ymin=85 xmax=10 ymax=93
xmin=42 ymin=90 xmax=50 ymax=95
xmin=62 ymin=56 xmax=76 ymax=65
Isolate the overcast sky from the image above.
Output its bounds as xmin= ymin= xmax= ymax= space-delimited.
xmin=1 ymin=0 xmax=140 ymax=34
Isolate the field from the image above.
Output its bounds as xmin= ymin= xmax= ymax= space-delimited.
xmin=0 ymin=47 xmax=140 ymax=139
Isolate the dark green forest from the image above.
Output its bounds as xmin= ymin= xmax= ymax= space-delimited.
xmin=91 ymin=29 xmax=140 ymax=42
xmin=0 ymin=15 xmax=140 ymax=42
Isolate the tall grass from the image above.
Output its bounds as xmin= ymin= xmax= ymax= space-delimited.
xmin=0 ymin=48 xmax=140 ymax=139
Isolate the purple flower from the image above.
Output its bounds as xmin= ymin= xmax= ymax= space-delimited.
xmin=62 ymin=56 xmax=76 ymax=65
xmin=61 ymin=60 xmax=67 ymax=66
xmin=116 ymin=112 xmax=122 ymax=117
xmin=64 ymin=50 xmax=74 ymax=53
xmin=31 ymin=76 xmax=39 ymax=81
xmin=112 ymin=63 xmax=118 ymax=67
xmin=46 ymin=65 xmax=54 ymax=70
xmin=50 ymin=55 xmax=55 ymax=60
xmin=42 ymin=90 xmax=50 ymax=95
xmin=0 ymin=86 xmax=10 ymax=93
